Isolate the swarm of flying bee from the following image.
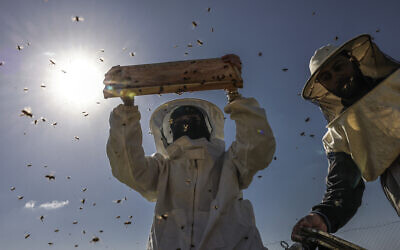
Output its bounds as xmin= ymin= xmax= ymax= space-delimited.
xmin=5 ymin=4 xmax=331 ymax=249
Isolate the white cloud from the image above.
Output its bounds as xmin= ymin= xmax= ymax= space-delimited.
xmin=43 ymin=51 xmax=55 ymax=57
xmin=39 ymin=200 xmax=69 ymax=210
xmin=24 ymin=201 xmax=36 ymax=209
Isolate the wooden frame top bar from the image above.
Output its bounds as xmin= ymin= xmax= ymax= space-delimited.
xmin=103 ymin=58 xmax=243 ymax=98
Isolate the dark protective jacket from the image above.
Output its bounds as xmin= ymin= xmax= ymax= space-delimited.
xmin=311 ymin=152 xmax=365 ymax=233
xmin=312 ymin=152 xmax=400 ymax=233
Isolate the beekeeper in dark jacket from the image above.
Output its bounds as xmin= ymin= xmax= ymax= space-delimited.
xmin=291 ymin=34 xmax=400 ymax=241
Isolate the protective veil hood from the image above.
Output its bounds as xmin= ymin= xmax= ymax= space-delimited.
xmin=149 ymin=98 xmax=225 ymax=157
xmin=302 ymin=34 xmax=400 ymax=123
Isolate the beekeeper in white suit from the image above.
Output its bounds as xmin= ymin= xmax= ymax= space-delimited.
xmin=107 ymin=54 xmax=276 ymax=250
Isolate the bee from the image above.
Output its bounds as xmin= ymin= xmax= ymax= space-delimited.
xmin=309 ymin=134 xmax=315 ymax=138
xmin=45 ymin=174 xmax=55 ymax=180
xmin=48 ymin=242 xmax=53 ymax=246
xmin=90 ymin=236 xmax=100 ymax=243
xmin=40 ymin=83 xmax=46 ymax=88
xmin=23 ymin=87 xmax=28 ymax=92
xmin=129 ymin=52 xmax=135 ymax=57
xmin=335 ymin=36 xmax=339 ymax=41
xmin=305 ymin=117 xmax=310 ymax=122
xmin=300 ymin=132 xmax=305 ymax=136
xmin=0 ymin=61 xmax=4 ymax=66
xmin=17 ymin=45 xmax=24 ymax=51
xmin=10 ymin=186 xmax=16 ymax=191
xmin=257 ymin=175 xmax=262 ymax=178
xmin=258 ymin=52 xmax=262 ymax=56
xmin=66 ymin=176 xmax=71 ymax=179
xmin=54 ymin=229 xmax=59 ymax=233
xmin=114 ymin=199 xmax=122 ymax=204
xmin=211 ymin=27 xmax=214 ymax=32
xmin=49 ymin=59 xmax=56 ymax=65
xmin=187 ymin=43 xmax=193 ymax=48
xmin=81 ymin=198 xmax=85 ymax=204
xmin=74 ymin=244 xmax=79 ymax=248
xmin=18 ymin=196 xmax=24 ymax=200
xmin=82 ymin=230 xmax=86 ymax=234
xmin=33 ymin=119 xmax=38 ymax=125
xmin=116 ymin=216 xmax=120 ymax=219
xmin=40 ymin=215 xmax=44 ymax=222
xmin=74 ymin=136 xmax=80 ymax=140
xmin=197 ymin=40 xmax=203 ymax=46
xmin=192 ymin=21 xmax=198 ymax=28
xmin=207 ymin=7 xmax=211 ymax=12
xmin=124 ymin=221 xmax=132 ymax=225
xmin=99 ymin=230 xmax=103 ymax=233
xmin=282 ymin=68 xmax=288 ymax=72
xmin=92 ymin=203 xmax=96 ymax=206
xmin=99 ymin=57 xmax=104 ymax=62
xmin=128 ymin=215 xmax=133 ymax=219
xmin=27 ymin=164 xmax=32 ymax=167
xmin=99 ymin=49 xmax=105 ymax=52
xmin=72 ymin=221 xmax=78 ymax=224
xmin=40 ymin=117 xmax=46 ymax=122
xmin=51 ymin=122 xmax=57 ymax=126
xmin=24 ymin=233 xmax=31 ymax=239
xmin=72 ymin=16 xmax=84 ymax=22
xmin=82 ymin=188 xmax=87 ymax=192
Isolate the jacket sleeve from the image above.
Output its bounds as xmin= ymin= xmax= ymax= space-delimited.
xmin=106 ymin=104 xmax=166 ymax=202
xmin=224 ymin=97 xmax=276 ymax=190
xmin=311 ymin=152 xmax=365 ymax=233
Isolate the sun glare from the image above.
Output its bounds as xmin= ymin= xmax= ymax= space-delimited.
xmin=49 ymin=53 xmax=104 ymax=108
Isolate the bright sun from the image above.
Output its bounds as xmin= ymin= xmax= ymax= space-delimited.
xmin=49 ymin=52 xmax=104 ymax=108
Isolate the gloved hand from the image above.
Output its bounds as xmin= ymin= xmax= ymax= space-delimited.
xmin=291 ymin=213 xmax=328 ymax=243
xmin=120 ymin=96 xmax=134 ymax=106
xmin=221 ymin=54 xmax=242 ymax=103
xmin=225 ymin=89 xmax=242 ymax=103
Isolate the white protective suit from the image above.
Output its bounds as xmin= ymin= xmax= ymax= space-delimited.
xmin=107 ymin=97 xmax=276 ymax=250
xmin=322 ymin=69 xmax=400 ymax=182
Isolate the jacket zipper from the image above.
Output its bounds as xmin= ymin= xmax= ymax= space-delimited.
xmin=190 ymin=159 xmax=198 ymax=248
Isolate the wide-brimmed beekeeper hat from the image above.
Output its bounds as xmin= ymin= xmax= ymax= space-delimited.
xmin=302 ymin=34 xmax=400 ymax=122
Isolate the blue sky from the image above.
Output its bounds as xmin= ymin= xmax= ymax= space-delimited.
xmin=0 ymin=0 xmax=399 ymax=249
